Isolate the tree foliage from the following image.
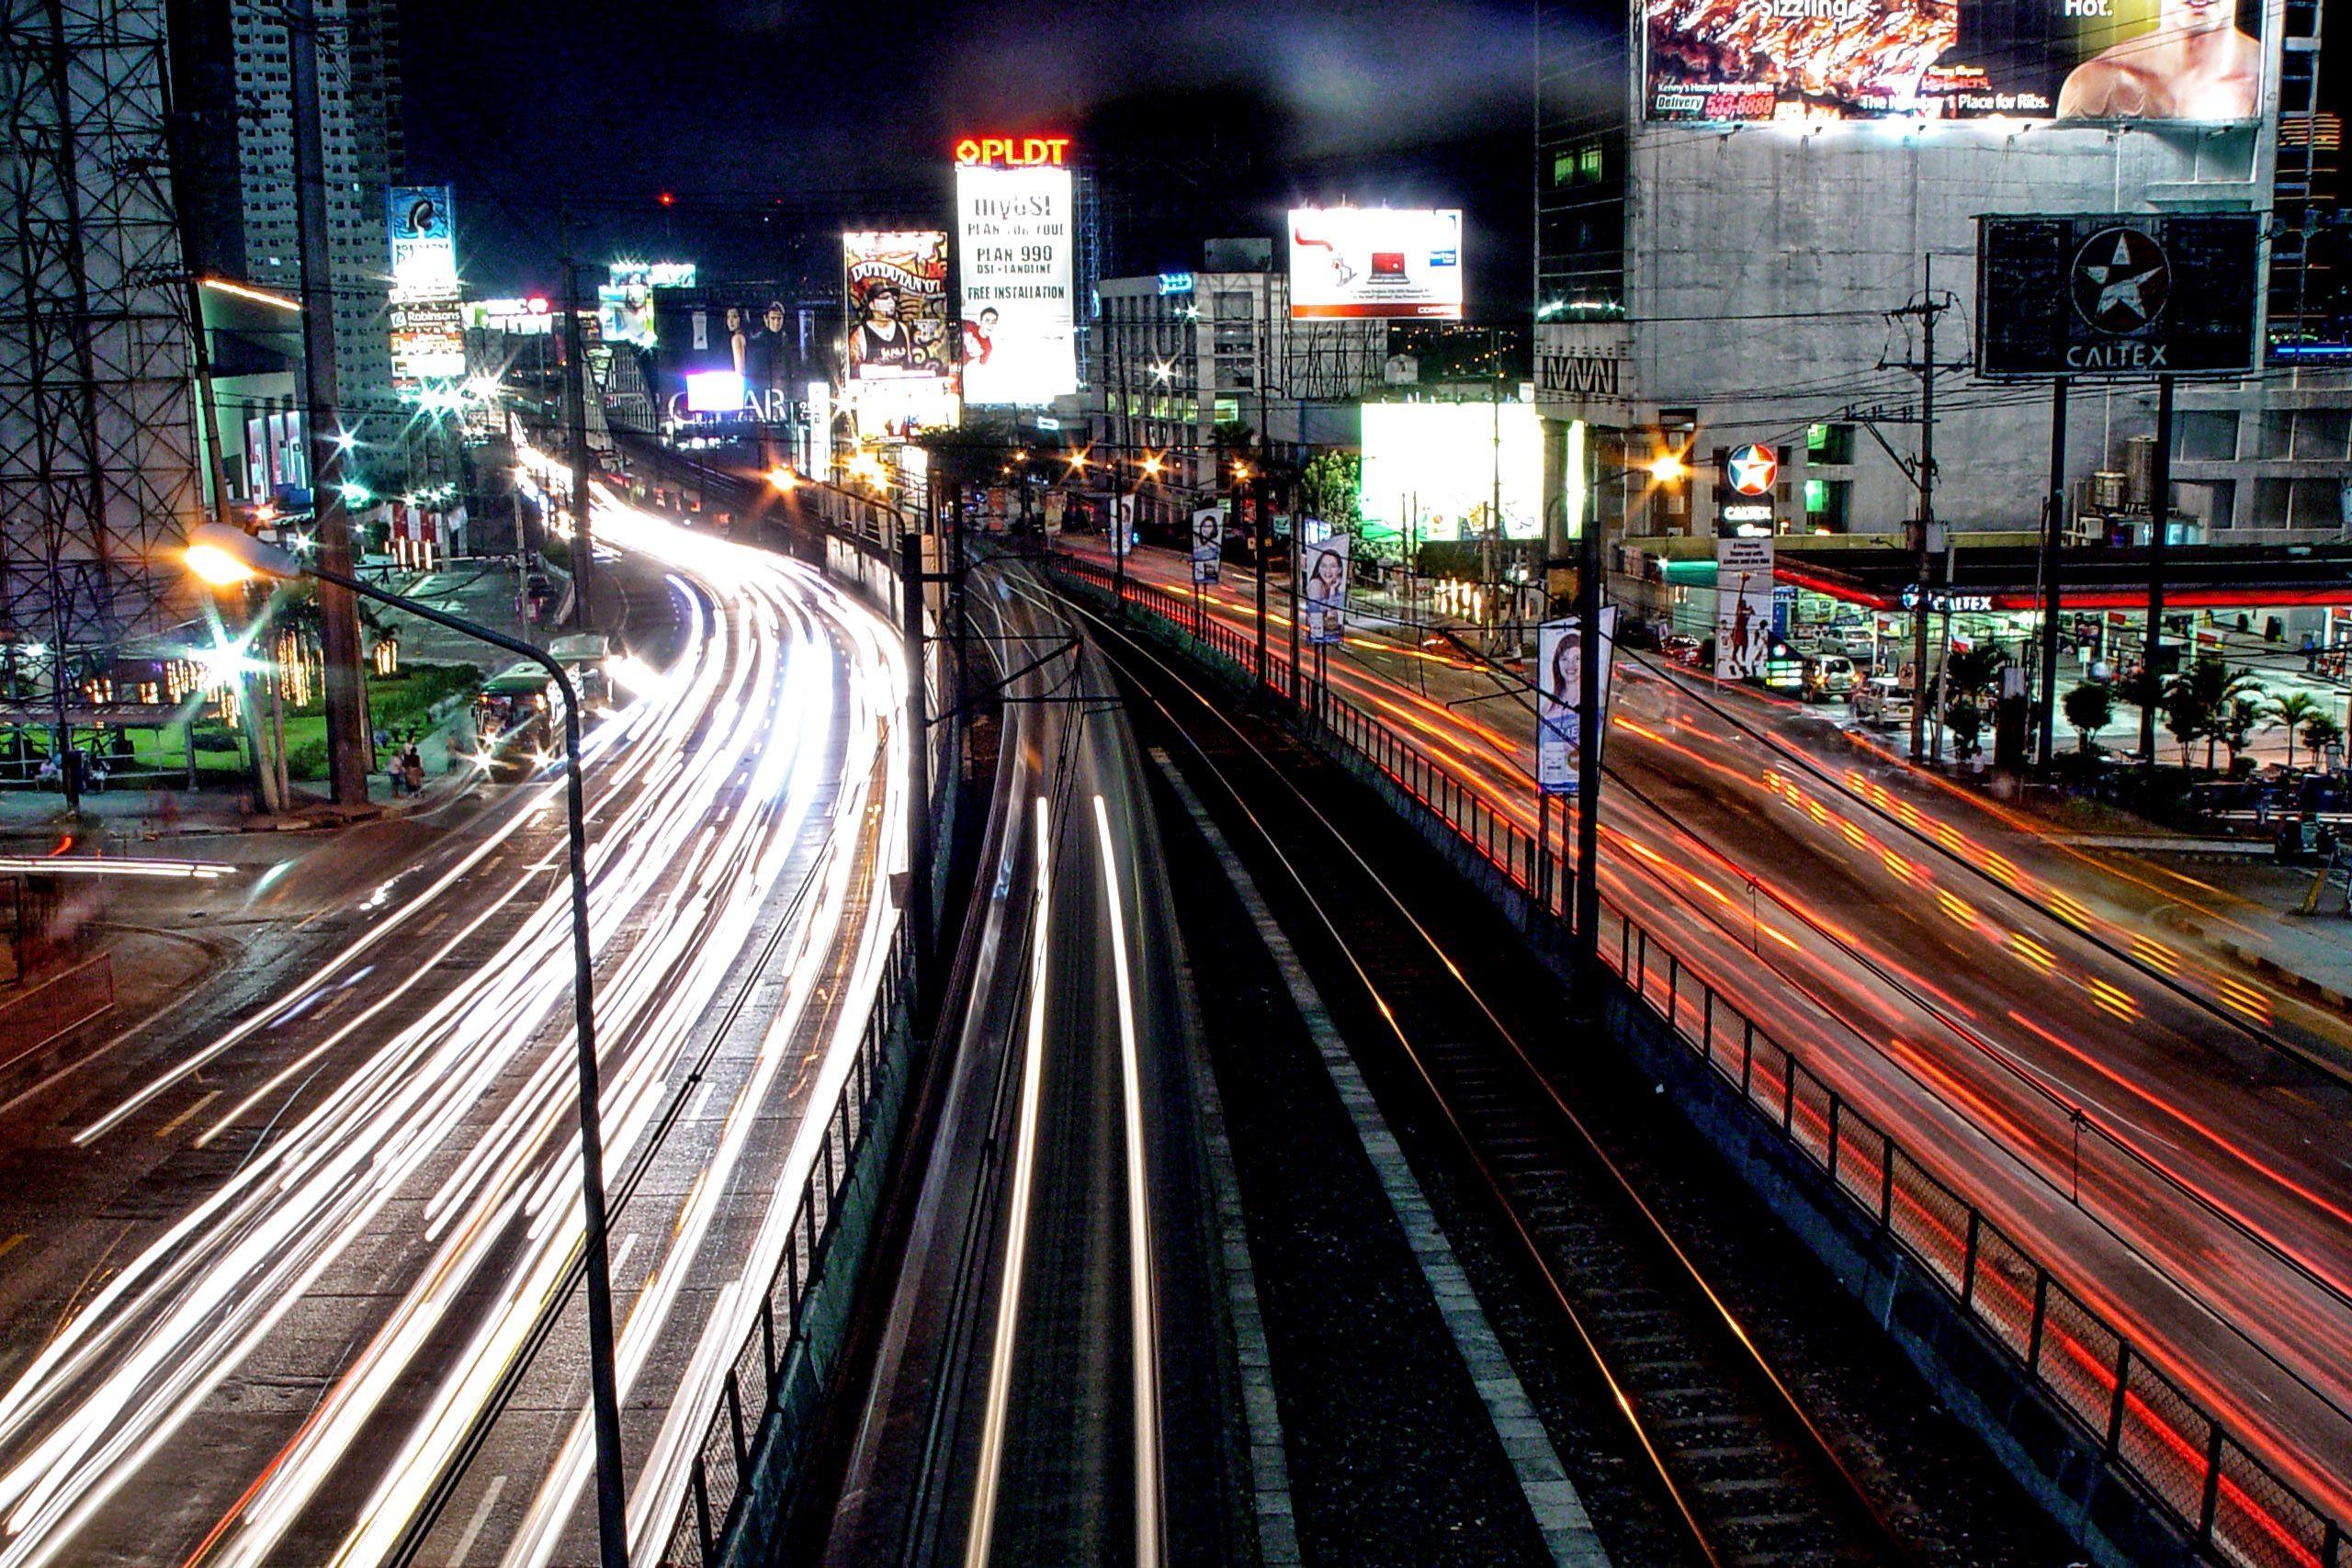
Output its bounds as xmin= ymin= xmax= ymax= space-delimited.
xmin=2063 ymin=681 xmax=2113 ymax=753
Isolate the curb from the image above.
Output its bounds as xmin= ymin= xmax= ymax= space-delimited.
xmin=2229 ymin=942 xmax=2352 ymax=1013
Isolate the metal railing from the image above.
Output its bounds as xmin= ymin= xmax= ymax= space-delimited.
xmin=1051 ymin=547 xmax=2349 ymax=1568
xmin=659 ymin=919 xmax=915 ymax=1568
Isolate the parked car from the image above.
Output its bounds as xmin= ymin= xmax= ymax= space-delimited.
xmin=1849 ymin=676 xmax=1915 ymax=728
xmin=1800 ymin=654 xmax=1857 ymax=703
xmin=1660 ymin=633 xmax=1702 ymax=666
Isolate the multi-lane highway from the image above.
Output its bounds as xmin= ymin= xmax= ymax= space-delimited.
xmin=1061 ymin=535 xmax=2352 ymax=1530
xmin=0 ymin=490 xmax=907 ymax=1567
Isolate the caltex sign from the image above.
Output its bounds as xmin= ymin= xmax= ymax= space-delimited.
xmin=1724 ymin=444 xmax=1777 ymax=496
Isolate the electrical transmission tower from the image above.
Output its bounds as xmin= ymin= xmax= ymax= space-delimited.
xmin=0 ymin=0 xmax=203 ymax=758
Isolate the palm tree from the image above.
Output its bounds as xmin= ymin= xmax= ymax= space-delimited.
xmin=2168 ymin=656 xmax=2262 ymax=772
xmin=2303 ymin=713 xmax=2344 ymax=771
xmin=2269 ymin=690 xmax=2324 ymax=769
xmin=2064 ymin=681 xmax=2113 ymax=754
xmin=2220 ymin=695 xmax=2264 ymax=772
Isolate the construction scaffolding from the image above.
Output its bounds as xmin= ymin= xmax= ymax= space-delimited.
xmin=0 ymin=0 xmax=204 ymax=721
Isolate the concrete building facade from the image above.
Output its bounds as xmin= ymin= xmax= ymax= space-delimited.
xmin=1536 ymin=0 xmax=2351 ymax=545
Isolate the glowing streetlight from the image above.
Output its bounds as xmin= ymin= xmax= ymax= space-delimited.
xmin=1646 ymin=451 xmax=1689 ymax=484
xmin=177 ymin=522 xmax=631 ymax=1568
xmin=766 ymin=466 xmax=802 ymax=493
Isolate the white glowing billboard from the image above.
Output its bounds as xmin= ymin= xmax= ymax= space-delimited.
xmin=956 ymin=164 xmax=1077 ymax=404
xmin=1358 ymin=400 xmax=1541 ymax=543
xmin=1288 ymin=208 xmax=1464 ymax=320
xmin=388 ymin=186 xmax=457 ymax=296
xmin=388 ymin=185 xmax=461 ymax=400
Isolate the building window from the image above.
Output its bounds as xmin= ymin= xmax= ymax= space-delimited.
xmin=2293 ymin=409 xmax=2351 ymax=460
xmin=1551 ymin=152 xmax=1576 ymax=187
xmin=1804 ymin=477 xmax=1851 ymax=532
xmin=1804 ymin=422 xmax=1855 ymax=465
xmin=2177 ymin=410 xmax=2238 ymax=462
xmin=1577 ymin=143 xmax=1602 ymax=182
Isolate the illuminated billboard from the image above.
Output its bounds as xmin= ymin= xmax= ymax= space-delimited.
xmin=1645 ymin=0 xmax=2264 ymax=122
xmin=1287 ymin=209 xmax=1464 ymax=321
xmin=956 ymin=163 xmax=1077 ymax=404
xmin=388 ymin=186 xmax=457 ymax=295
xmin=598 ymin=261 xmax=694 ymax=349
xmin=844 ymin=231 xmax=956 ymax=438
xmin=388 ymin=186 xmax=460 ymax=399
xmin=1358 ymin=400 xmax=1542 ymax=543
xmin=845 ymin=232 xmax=949 ymax=379
xmin=389 ymin=297 xmax=465 ymax=390
xmin=651 ymin=285 xmax=803 ymax=426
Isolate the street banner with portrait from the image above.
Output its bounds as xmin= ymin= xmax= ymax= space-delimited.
xmin=1192 ymin=506 xmax=1225 ymax=585
xmin=1301 ymin=532 xmax=1351 ymax=646
xmin=1539 ymin=609 xmax=1617 ymax=798
xmin=1714 ymin=537 xmax=1775 ymax=681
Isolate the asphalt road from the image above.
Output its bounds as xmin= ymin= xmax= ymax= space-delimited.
xmin=0 ymin=483 xmax=908 ymax=1568
xmin=1066 ymin=536 xmax=2352 ymax=1530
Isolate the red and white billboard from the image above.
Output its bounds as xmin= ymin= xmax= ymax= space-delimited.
xmin=1287 ymin=208 xmax=1464 ymax=320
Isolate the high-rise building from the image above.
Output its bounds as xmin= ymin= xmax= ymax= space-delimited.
xmin=230 ymin=0 xmax=403 ymax=447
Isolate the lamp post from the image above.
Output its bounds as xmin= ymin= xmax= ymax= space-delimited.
xmin=184 ymin=523 xmax=630 ymax=1568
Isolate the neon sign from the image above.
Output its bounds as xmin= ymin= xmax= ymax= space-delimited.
xmin=953 ymin=135 xmax=1072 ymax=167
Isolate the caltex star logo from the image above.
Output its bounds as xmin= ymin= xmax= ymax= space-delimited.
xmin=1724 ymin=444 xmax=1776 ymax=497
xmin=2071 ymin=226 xmax=2171 ymax=335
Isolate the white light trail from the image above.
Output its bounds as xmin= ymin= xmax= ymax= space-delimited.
xmin=965 ymin=796 xmax=1056 ymax=1568
xmin=0 ymin=483 xmax=906 ymax=1568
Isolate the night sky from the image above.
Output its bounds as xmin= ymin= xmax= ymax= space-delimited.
xmin=397 ymin=0 xmax=1544 ymax=315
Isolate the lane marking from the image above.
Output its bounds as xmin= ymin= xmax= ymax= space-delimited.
xmin=153 ymin=1090 xmax=222 ymax=1141
xmin=1155 ymin=754 xmax=1611 ymax=1568
xmin=1093 ymin=792 xmax=1162 ymax=1568
xmin=443 ymin=1472 xmax=505 ymax=1567
xmin=966 ymin=796 xmax=1056 ymax=1568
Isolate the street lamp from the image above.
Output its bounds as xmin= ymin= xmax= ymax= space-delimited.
xmin=766 ymin=462 xmax=912 ymax=543
xmin=183 ymin=522 xmax=630 ymax=1568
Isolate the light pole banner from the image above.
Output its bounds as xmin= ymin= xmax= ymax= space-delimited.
xmin=1192 ymin=505 xmax=1223 ymax=584
xmin=1714 ymin=536 xmax=1774 ymax=681
xmin=1301 ymin=531 xmax=1351 ymax=644
xmin=1539 ymin=608 xmax=1616 ymax=798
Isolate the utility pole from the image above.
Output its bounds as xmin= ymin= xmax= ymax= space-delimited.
xmin=2140 ymin=375 xmax=2176 ymax=768
xmin=2036 ymin=379 xmax=2069 ymax=766
xmin=1486 ymin=326 xmax=1501 ymax=656
xmin=286 ymin=0 xmax=369 ymax=805
xmin=1250 ymin=466 xmax=1269 ymax=692
xmin=1889 ymin=269 xmax=1956 ymax=765
xmin=560 ymin=209 xmax=596 ymax=632
xmin=1573 ymin=425 xmax=1605 ymax=977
